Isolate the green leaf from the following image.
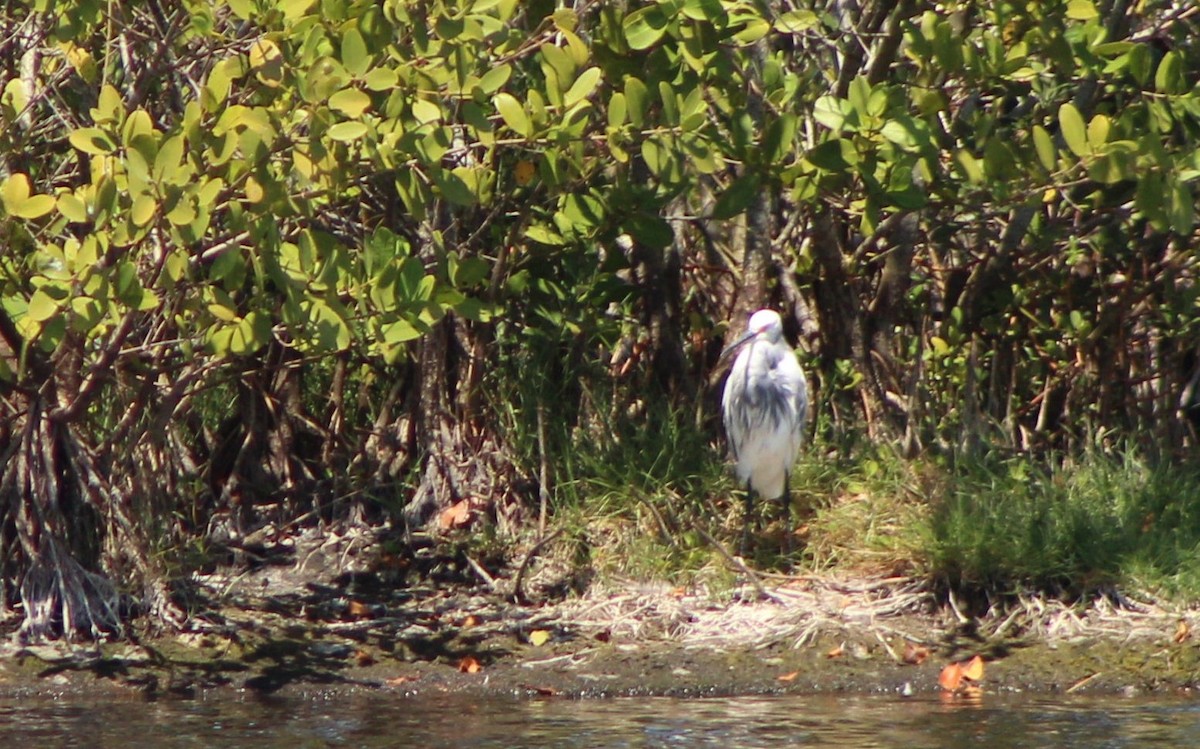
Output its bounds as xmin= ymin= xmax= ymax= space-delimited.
xmin=382 ymin=317 xmax=423 ymax=345
xmin=327 ymin=121 xmax=369 ymax=141
xmin=131 ymin=193 xmax=158 ymax=226
xmin=1155 ymin=50 xmax=1185 ymax=95
xmin=69 ymin=127 xmax=116 ymax=154
xmin=954 ymin=150 xmax=983 ymax=185
xmin=494 ymin=93 xmax=530 ymax=137
xmin=711 ymin=173 xmax=759 ymax=220
xmin=329 ymin=87 xmax=372 ymax=117
xmin=305 ymin=298 xmax=352 ymax=351
xmin=363 ymin=67 xmax=398 ymax=91
xmin=27 ymin=288 xmax=62 ymax=323
xmin=1032 ymin=125 xmax=1056 ymax=171
xmin=624 ymin=77 xmax=648 ymax=128
xmin=807 ymin=139 xmax=850 ymax=171
xmin=813 ymin=96 xmax=846 ymax=132
xmin=229 ymin=310 xmax=272 ymax=354
xmin=1086 ymin=114 xmax=1110 ymax=148
xmin=477 ymin=64 xmax=512 ymax=94
xmin=775 ymin=10 xmax=817 ymax=33
xmin=411 ymin=98 xmax=441 ymax=124
xmin=763 ymin=114 xmax=798 ymax=164
xmin=433 ymin=169 xmax=477 ymax=206
xmin=563 ymin=67 xmax=601 ymax=108
xmin=1168 ymin=180 xmax=1194 ymax=235
xmin=1 ymin=174 xmax=56 ymax=219
xmin=525 ymin=223 xmax=564 ymax=245
xmin=623 ymin=6 xmax=670 ymax=51
xmin=57 ymin=193 xmax=88 ymax=223
xmin=1058 ymin=103 xmax=1089 ymax=157
xmin=341 ymin=28 xmax=371 ymax=77
xmin=1065 ymin=0 xmax=1098 ymax=20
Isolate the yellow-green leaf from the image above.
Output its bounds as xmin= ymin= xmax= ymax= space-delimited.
xmin=131 ymin=193 xmax=158 ymax=226
xmin=1058 ymin=103 xmax=1089 ymax=157
xmin=1032 ymin=125 xmax=1056 ymax=171
xmin=329 ymin=87 xmax=371 ymax=117
xmin=1 ymin=174 xmax=55 ymax=219
xmin=57 ymin=193 xmax=89 ymax=223
xmin=563 ymin=67 xmax=601 ymax=108
xmin=411 ymin=98 xmax=441 ymax=124
xmin=494 ymin=93 xmax=529 ymax=137
xmin=69 ymin=127 xmax=116 ymax=155
xmin=327 ymin=121 xmax=369 ymax=141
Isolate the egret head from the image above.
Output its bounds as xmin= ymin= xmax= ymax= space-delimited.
xmin=721 ymin=309 xmax=784 ymax=361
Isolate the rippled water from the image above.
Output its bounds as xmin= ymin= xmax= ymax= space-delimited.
xmin=0 ymin=691 xmax=1197 ymax=747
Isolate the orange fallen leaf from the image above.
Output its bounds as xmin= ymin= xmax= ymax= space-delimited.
xmin=776 ymin=670 xmax=800 ymax=683
xmin=354 ymin=649 xmax=376 ymax=667
xmin=461 ymin=614 xmax=480 ymax=628
xmin=962 ymin=655 xmax=985 ymax=681
xmin=347 ymin=600 xmax=373 ymax=619
xmin=458 ymin=656 xmax=483 ymax=674
xmin=1174 ymin=619 xmax=1191 ymax=644
xmin=385 ymin=674 xmax=420 ymax=686
xmin=938 ymin=661 xmax=963 ymax=692
xmin=438 ymin=500 xmax=472 ymax=530
xmin=902 ymin=642 xmax=930 ymax=665
xmin=826 ymin=643 xmax=845 ymax=659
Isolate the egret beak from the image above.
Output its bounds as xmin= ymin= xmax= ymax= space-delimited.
xmin=718 ymin=328 xmax=758 ymax=363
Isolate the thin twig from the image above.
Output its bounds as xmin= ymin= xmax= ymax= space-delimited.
xmin=511 ymin=528 xmax=564 ymax=604
xmin=691 ymin=524 xmax=778 ymax=603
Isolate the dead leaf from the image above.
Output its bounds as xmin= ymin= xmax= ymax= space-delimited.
xmin=826 ymin=643 xmax=845 ymax=659
xmin=461 ymin=614 xmax=480 ymax=628
xmin=593 ymin=630 xmax=612 ymax=643
xmin=438 ymin=500 xmax=472 ymax=530
xmin=938 ymin=661 xmax=963 ymax=692
xmin=347 ymin=600 xmax=372 ymax=619
xmin=458 ymin=656 xmax=483 ymax=674
xmin=521 ymin=683 xmax=559 ymax=696
xmin=902 ymin=642 xmax=930 ymax=665
xmin=513 ymin=160 xmax=536 ymax=186
xmin=776 ymin=670 xmax=800 ymax=683
xmin=385 ymin=674 xmax=420 ymax=687
xmin=962 ymin=655 xmax=985 ymax=681
xmin=354 ymin=649 xmax=376 ymax=667
xmin=1174 ymin=619 xmax=1192 ymax=644
xmin=528 ymin=629 xmax=551 ymax=647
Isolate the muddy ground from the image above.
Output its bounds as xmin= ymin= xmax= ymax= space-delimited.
xmin=1 ymin=525 xmax=1198 ymax=700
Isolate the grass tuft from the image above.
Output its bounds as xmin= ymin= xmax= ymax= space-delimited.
xmin=925 ymin=450 xmax=1200 ymax=600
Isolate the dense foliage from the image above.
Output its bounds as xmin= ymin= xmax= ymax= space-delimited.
xmin=1 ymin=0 xmax=1199 ymax=638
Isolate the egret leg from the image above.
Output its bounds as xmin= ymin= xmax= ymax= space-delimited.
xmin=740 ymin=489 xmax=755 ymax=557
xmin=780 ymin=475 xmax=794 ymax=570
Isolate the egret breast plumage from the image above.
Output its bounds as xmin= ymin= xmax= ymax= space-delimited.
xmin=720 ymin=309 xmax=809 ymax=550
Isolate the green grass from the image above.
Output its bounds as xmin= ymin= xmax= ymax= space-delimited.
xmin=925 ymin=450 xmax=1200 ymax=600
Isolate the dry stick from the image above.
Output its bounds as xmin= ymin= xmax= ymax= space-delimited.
xmin=510 ymin=528 xmax=564 ymax=604
xmin=691 ymin=524 xmax=779 ymax=603
xmin=465 ymin=554 xmax=499 ymax=593
xmin=536 ymin=401 xmax=550 ymax=539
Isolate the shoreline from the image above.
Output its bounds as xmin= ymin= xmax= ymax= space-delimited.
xmin=2 ymin=571 xmax=1197 ymax=701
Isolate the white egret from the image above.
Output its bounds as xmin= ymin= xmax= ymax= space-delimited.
xmin=720 ymin=309 xmax=809 ymax=553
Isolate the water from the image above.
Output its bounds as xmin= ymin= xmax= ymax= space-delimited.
xmin=0 ymin=691 xmax=1197 ymax=747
